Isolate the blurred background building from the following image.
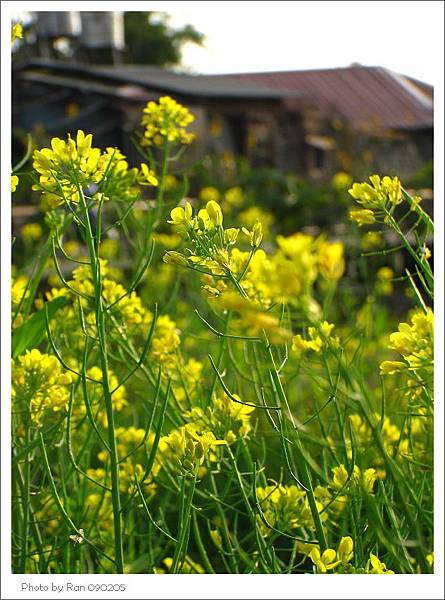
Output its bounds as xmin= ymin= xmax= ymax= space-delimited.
xmin=12 ymin=11 xmax=433 ymax=183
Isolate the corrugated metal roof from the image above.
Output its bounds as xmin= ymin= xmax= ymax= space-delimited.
xmin=14 ymin=61 xmax=433 ymax=130
xmin=215 ymin=65 xmax=433 ymax=130
xmin=17 ymin=59 xmax=287 ymax=100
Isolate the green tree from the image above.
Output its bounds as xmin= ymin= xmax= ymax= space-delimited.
xmin=124 ymin=11 xmax=204 ymax=66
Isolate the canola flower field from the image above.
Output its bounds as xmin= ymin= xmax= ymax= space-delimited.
xmin=11 ymin=87 xmax=434 ymax=575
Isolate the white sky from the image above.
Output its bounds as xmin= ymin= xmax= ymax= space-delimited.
xmin=8 ymin=1 xmax=444 ymax=84
xmin=148 ymin=0 xmax=443 ymax=85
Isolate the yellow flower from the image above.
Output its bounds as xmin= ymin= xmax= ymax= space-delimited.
xmin=199 ymin=186 xmax=220 ymax=203
xmin=163 ymin=250 xmax=188 ymax=266
xmin=318 ymin=240 xmax=345 ymax=281
xmin=337 ymin=536 xmax=354 ymax=564
xmin=224 ymin=228 xmax=240 ymax=245
xmin=11 ymin=275 xmax=29 ymax=308
xmin=348 ymin=174 xmax=402 ymax=228
xmin=32 ymin=131 xmax=140 ymax=207
xmin=251 ymin=221 xmax=263 ymax=248
xmin=138 ymin=163 xmax=159 ymax=186
xmin=410 ymin=195 xmax=422 ymax=211
xmin=21 ymin=223 xmax=43 ymax=244
xmin=379 ymin=360 xmax=406 ymax=375
xmin=309 ymin=547 xmax=338 ymax=573
xmin=377 ymin=266 xmax=393 ymax=280
xmin=11 ymin=174 xmax=19 ymax=193
xmin=206 ymin=200 xmax=223 ymax=227
xmin=331 ymin=464 xmax=377 ymax=494
xmin=12 ymin=23 xmax=23 ymax=43
xmin=291 ymin=321 xmax=339 ymax=357
xmin=12 ymin=349 xmax=72 ymax=426
xmin=210 ymin=529 xmax=222 ymax=547
xmin=163 ymin=556 xmax=204 ymax=574
xmin=384 ymin=309 xmax=433 ymax=379
xmin=224 ymin=186 xmax=244 ymax=207
xmin=331 ymin=171 xmax=352 ymax=190
xmin=349 ymin=208 xmax=376 ymax=226
xmin=140 ymin=96 xmax=195 ymax=147
xmin=159 ymin=424 xmax=226 ymax=475
xmin=168 ymin=201 xmax=193 ymax=228
xmin=366 ymin=553 xmax=394 ymax=574
xmin=361 ymin=231 xmax=384 ymax=251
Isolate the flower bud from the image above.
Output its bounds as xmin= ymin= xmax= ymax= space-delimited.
xmin=251 ymin=221 xmax=263 ymax=248
xmin=206 ymin=201 xmax=223 ymax=227
xmin=163 ymin=251 xmax=188 ymax=266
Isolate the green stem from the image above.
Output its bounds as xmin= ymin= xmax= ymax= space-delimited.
xmin=264 ymin=342 xmax=328 ymax=552
xmin=171 ymin=473 xmax=197 ymax=573
xmin=207 ymin=311 xmax=231 ymax=404
xmin=153 ymin=141 xmax=170 ymax=231
xmin=384 ymin=210 xmax=433 ymax=294
xmin=19 ymin=425 xmax=31 ymax=573
xmin=78 ymin=189 xmax=124 ymax=573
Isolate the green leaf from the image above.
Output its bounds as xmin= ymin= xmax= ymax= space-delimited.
xmin=12 ymin=296 xmax=68 ymax=359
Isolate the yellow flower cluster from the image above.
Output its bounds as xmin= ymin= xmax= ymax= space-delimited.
xmin=172 ymin=358 xmax=203 ymax=403
xmin=380 ymin=309 xmax=434 ymax=401
xmin=306 ymin=538 xmax=395 ymax=574
xmin=256 ymin=483 xmax=340 ymax=536
xmin=11 ymin=174 xmax=19 ymax=192
xmin=82 ymin=366 xmax=128 ymax=424
xmin=11 ymin=275 xmax=28 ymax=310
xmin=241 ymin=233 xmax=344 ymax=307
xmin=347 ymin=412 xmax=427 ymax=464
xmin=158 ymin=423 xmax=226 ymax=477
xmin=331 ymin=464 xmax=377 ymax=494
xmin=331 ymin=171 xmax=352 ymax=190
xmin=94 ymin=427 xmax=158 ymax=497
xmin=199 ymin=186 xmax=220 ymax=203
xmin=21 ymin=222 xmax=43 ymax=244
xmin=292 ymin=321 xmax=340 ymax=358
xmin=186 ymin=392 xmax=255 ymax=444
xmin=140 ymin=96 xmax=195 ymax=147
xmin=12 ymin=23 xmax=23 ymax=43
xmin=215 ymin=291 xmax=291 ymax=344
xmin=238 ymin=205 xmax=274 ymax=237
xmin=32 ymin=130 xmax=156 ymax=208
xmin=375 ymin=266 xmax=394 ymax=296
xmin=224 ymin=186 xmax=245 ymax=209
xmin=56 ymin=262 xmax=181 ymax=373
xmin=310 ymin=536 xmax=354 ymax=573
xmin=349 ymin=174 xmax=402 ymax=225
xmin=166 ymin=199 xmax=262 ymax=266
xmin=12 ymin=349 xmax=72 ymax=426
xmin=366 ymin=554 xmax=395 ymax=574
xmin=165 ymin=200 xmax=346 ymax=348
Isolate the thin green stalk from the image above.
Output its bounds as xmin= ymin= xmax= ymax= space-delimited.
xmin=192 ymin=509 xmax=216 ymax=574
xmin=38 ymin=433 xmax=116 ymax=568
xmin=19 ymin=424 xmax=31 ymax=573
xmin=207 ymin=467 xmax=239 ymax=573
xmin=171 ymin=473 xmax=197 ymax=573
xmin=78 ymin=188 xmax=124 ymax=573
xmin=151 ymin=141 xmax=171 ymax=233
xmin=264 ymin=342 xmax=328 ymax=552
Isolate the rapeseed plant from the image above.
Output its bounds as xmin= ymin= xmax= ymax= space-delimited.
xmin=11 ymin=90 xmax=434 ymax=577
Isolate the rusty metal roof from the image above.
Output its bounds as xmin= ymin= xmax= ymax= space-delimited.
xmin=216 ymin=65 xmax=433 ymax=130
xmin=14 ymin=61 xmax=433 ymax=130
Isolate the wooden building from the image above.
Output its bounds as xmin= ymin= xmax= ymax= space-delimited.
xmin=12 ymin=59 xmax=433 ymax=181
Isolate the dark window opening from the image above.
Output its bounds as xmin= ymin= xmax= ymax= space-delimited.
xmin=314 ymin=147 xmax=326 ymax=170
